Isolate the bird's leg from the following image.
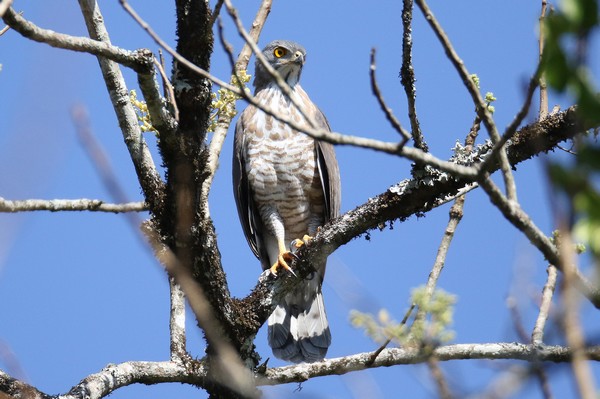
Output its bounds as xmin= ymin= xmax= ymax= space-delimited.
xmin=270 ymin=238 xmax=298 ymax=277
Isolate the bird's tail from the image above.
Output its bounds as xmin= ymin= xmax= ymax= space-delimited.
xmin=267 ymin=277 xmax=330 ymax=363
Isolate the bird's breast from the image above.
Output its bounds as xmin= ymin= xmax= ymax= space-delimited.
xmin=242 ymin=86 xmax=324 ymax=236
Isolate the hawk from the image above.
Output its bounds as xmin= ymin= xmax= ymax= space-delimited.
xmin=233 ymin=40 xmax=341 ymax=363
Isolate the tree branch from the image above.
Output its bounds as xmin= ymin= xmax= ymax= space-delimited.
xmin=531 ymin=265 xmax=558 ymax=345
xmin=370 ymin=48 xmax=411 ymax=142
xmin=259 ymin=343 xmax=600 ymax=385
xmin=77 ymin=0 xmax=166 ymax=218
xmin=2 ymin=343 xmax=598 ymax=398
xmin=400 ymin=0 xmax=428 ymax=152
xmin=0 ymin=198 xmax=146 ymax=213
xmin=0 ymin=361 xmax=206 ymax=399
xmin=2 ymin=7 xmax=153 ymax=73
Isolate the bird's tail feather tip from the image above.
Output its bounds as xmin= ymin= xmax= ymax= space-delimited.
xmin=268 ymin=291 xmax=330 ymax=363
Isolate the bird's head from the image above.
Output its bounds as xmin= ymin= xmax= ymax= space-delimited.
xmin=253 ymin=40 xmax=306 ymax=91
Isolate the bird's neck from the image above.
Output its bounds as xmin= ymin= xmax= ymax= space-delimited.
xmin=255 ymin=81 xmax=302 ymax=96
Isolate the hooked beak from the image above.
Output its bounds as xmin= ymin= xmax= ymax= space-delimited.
xmin=293 ymin=50 xmax=305 ymax=65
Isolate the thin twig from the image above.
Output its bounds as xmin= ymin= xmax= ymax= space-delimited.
xmin=477 ymin=63 xmax=542 ymax=176
xmin=234 ymin=0 xmax=272 ymax=73
xmin=415 ymin=0 xmax=517 ymax=201
xmin=153 ymin=56 xmax=179 ymax=122
xmin=400 ymin=0 xmax=428 ymax=152
xmin=413 ymin=113 xmax=480 ymax=330
xmin=539 ymin=0 xmax=549 ymax=120
xmin=427 ymin=357 xmax=454 ymax=399
xmin=0 ymin=22 xmax=10 ymax=36
xmin=2 ymin=7 xmax=153 ymax=72
xmin=0 ymin=197 xmax=146 ymax=213
xmin=367 ymin=304 xmax=416 ymax=365
xmin=530 ymin=262 xmax=557 ymax=399
xmin=209 ymin=0 xmax=224 ymax=27
xmin=531 ymin=265 xmax=558 ymax=345
xmin=507 ymin=296 xmax=530 ymax=343
xmin=370 ymin=48 xmax=411 ymax=142
xmin=71 ymin=106 xmax=132 ymax=206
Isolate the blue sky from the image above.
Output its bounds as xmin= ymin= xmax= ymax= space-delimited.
xmin=1 ymin=1 xmax=599 ymax=398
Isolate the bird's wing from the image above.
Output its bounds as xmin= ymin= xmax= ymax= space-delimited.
xmin=232 ymin=110 xmax=270 ymax=269
xmin=313 ymin=108 xmax=341 ymax=221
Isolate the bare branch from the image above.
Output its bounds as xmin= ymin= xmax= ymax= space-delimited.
xmin=0 ymin=22 xmax=10 ymax=36
xmin=0 ymin=360 xmax=206 ymax=399
xmin=118 ymin=0 xmax=233 ymax=91
xmin=370 ymin=48 xmax=411 ymax=142
xmin=0 ymin=197 xmax=146 ymax=213
xmin=234 ymin=0 xmax=272 ymax=73
xmin=400 ymin=0 xmax=428 ymax=152
xmin=136 ymin=65 xmax=178 ymax=135
xmin=413 ymin=112 xmax=478 ymax=333
xmin=76 ymin=1 xmax=165 ymax=216
xmin=169 ymin=277 xmax=187 ymax=361
xmin=2 ymin=7 xmax=152 ymax=73
xmin=539 ymin=0 xmax=549 ymax=119
xmin=414 ymin=195 xmax=464 ymax=324
xmin=153 ymin=56 xmax=180 ymax=122
xmin=3 ymin=343 xmax=599 ymax=398
xmin=259 ymin=343 xmax=600 ymax=385
xmin=209 ymin=0 xmax=225 ymax=27
xmin=427 ymin=357 xmax=454 ymax=399
xmin=531 ymin=265 xmax=558 ymax=345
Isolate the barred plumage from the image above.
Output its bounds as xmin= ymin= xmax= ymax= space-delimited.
xmin=233 ymin=40 xmax=341 ymax=363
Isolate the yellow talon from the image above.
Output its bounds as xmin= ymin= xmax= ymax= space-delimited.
xmin=269 ymin=251 xmax=297 ymax=277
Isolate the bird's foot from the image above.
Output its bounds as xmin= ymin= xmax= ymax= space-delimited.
xmin=290 ymin=235 xmax=313 ymax=250
xmin=269 ymin=251 xmax=298 ymax=277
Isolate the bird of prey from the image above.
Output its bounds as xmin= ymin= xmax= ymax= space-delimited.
xmin=233 ymin=40 xmax=341 ymax=363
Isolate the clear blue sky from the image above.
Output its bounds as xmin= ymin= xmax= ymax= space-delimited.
xmin=1 ymin=1 xmax=599 ymax=398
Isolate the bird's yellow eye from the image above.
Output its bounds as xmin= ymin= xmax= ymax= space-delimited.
xmin=273 ymin=47 xmax=287 ymax=58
